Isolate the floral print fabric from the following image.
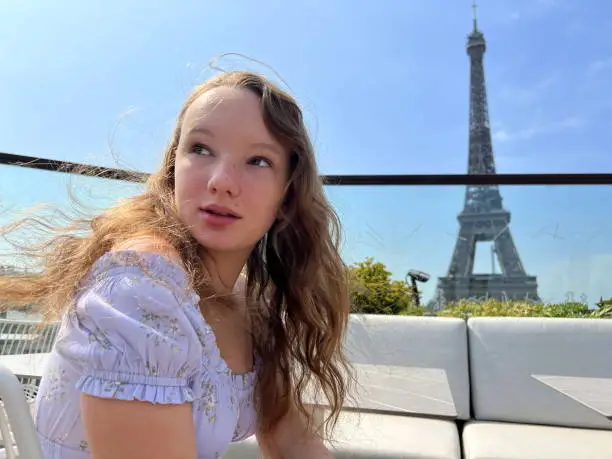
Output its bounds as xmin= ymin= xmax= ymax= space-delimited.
xmin=34 ymin=251 xmax=258 ymax=459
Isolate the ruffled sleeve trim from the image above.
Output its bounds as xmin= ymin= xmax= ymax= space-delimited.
xmin=76 ymin=371 xmax=194 ymax=405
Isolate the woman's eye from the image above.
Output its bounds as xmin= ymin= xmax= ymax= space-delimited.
xmin=191 ymin=144 xmax=212 ymax=156
xmin=249 ymin=156 xmax=272 ymax=168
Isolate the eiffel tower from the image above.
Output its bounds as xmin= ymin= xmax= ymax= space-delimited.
xmin=435 ymin=3 xmax=539 ymax=304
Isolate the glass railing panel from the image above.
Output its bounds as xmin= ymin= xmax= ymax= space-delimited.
xmin=0 ymin=164 xmax=145 ymax=319
xmin=2 ymin=162 xmax=611 ymax=316
xmin=325 ymin=184 xmax=612 ymax=311
xmin=0 ymin=163 xmax=145 ymax=214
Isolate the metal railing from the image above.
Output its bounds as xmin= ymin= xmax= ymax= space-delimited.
xmin=2 ymin=151 xmax=612 ymax=186
xmin=0 ymin=320 xmax=58 ymax=357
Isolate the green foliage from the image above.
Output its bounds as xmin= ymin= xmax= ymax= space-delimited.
xmin=438 ymin=298 xmax=612 ymax=319
xmin=348 ymin=257 xmax=423 ymax=316
xmin=347 ymin=257 xmax=612 ymax=319
xmin=590 ymin=297 xmax=612 ymax=318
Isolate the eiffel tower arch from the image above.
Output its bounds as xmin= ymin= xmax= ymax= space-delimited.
xmin=435 ymin=4 xmax=539 ymax=305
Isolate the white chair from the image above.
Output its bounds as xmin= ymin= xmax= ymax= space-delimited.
xmin=0 ymin=364 xmax=43 ymax=459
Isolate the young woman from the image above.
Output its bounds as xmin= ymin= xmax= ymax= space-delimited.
xmin=0 ymin=70 xmax=351 ymax=458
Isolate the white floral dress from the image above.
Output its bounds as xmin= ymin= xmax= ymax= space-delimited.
xmin=34 ymin=251 xmax=258 ymax=459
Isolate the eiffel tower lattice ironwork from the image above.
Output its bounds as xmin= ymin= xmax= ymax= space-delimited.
xmin=435 ymin=3 xmax=540 ymax=304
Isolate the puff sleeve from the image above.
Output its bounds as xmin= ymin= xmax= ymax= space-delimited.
xmin=70 ymin=251 xmax=202 ymax=405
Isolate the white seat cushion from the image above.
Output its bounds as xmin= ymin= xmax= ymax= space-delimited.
xmin=468 ymin=317 xmax=612 ymax=430
xmin=346 ymin=314 xmax=471 ymax=420
xmin=328 ymin=411 xmax=460 ymax=458
xmin=226 ymin=411 xmax=460 ymax=458
xmin=463 ymin=421 xmax=612 ymax=459
xmin=222 ymin=437 xmax=258 ymax=458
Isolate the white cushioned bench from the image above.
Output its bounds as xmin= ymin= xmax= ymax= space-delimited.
xmin=463 ymin=317 xmax=612 ymax=459
xmin=226 ymin=314 xmax=469 ymax=458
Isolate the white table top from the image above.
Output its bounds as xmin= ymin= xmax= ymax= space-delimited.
xmin=0 ymin=353 xmax=50 ymax=379
xmin=305 ymin=363 xmax=457 ymax=419
xmin=532 ymin=374 xmax=612 ymax=421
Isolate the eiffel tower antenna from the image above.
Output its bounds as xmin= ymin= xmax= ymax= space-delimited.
xmin=434 ymin=3 xmax=540 ymax=305
xmin=472 ymin=0 xmax=478 ymax=32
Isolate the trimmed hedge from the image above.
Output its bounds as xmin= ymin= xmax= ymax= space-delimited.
xmin=435 ymin=299 xmax=612 ymax=319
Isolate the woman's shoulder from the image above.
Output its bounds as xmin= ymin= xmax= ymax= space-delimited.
xmin=83 ymin=237 xmax=191 ymax=293
xmin=110 ymin=235 xmax=183 ymax=265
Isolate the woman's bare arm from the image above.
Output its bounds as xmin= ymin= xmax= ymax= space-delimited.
xmin=81 ymin=394 xmax=197 ymax=459
xmin=257 ymin=404 xmax=333 ymax=459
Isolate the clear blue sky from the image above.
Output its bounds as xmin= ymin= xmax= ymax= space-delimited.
xmin=1 ymin=0 xmax=611 ymax=305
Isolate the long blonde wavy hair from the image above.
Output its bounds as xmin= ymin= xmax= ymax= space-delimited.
xmin=0 ymin=71 xmax=352 ymax=439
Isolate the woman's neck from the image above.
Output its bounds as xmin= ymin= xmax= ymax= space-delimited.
xmin=199 ymin=248 xmax=248 ymax=295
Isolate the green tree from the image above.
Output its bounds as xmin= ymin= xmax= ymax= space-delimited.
xmin=591 ymin=297 xmax=612 ymax=318
xmin=348 ymin=257 xmax=423 ymax=315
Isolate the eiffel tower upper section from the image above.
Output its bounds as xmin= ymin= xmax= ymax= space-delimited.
xmin=463 ymin=4 xmax=504 ymax=216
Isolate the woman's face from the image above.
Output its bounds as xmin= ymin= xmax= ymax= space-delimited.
xmin=174 ymin=86 xmax=289 ymax=258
